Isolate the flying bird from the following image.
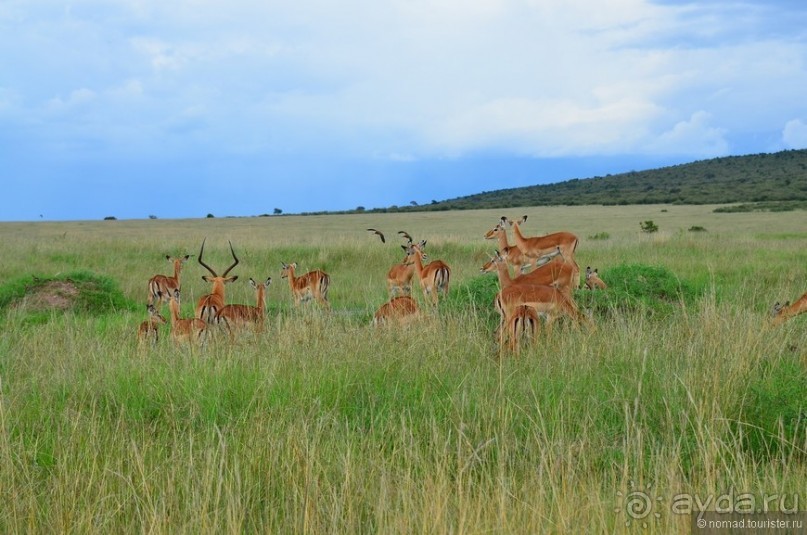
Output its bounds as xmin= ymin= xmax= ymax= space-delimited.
xmin=398 ymin=230 xmax=413 ymax=243
xmin=367 ymin=228 xmax=386 ymax=243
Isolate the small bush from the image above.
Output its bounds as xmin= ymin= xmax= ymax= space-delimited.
xmin=103 ymin=216 xmax=117 ymax=221
xmin=688 ymin=225 xmax=707 ymax=232
xmin=640 ymin=220 xmax=659 ymax=233
xmin=575 ymin=263 xmax=702 ymax=319
xmin=587 ymin=232 xmax=610 ymax=240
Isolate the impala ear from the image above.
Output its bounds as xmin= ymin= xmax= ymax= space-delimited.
xmin=165 ymin=255 xmax=171 ymax=261
xmin=226 ymin=276 xmax=238 ymax=283
xmin=265 ymin=277 xmax=272 ymax=286
xmin=249 ymin=278 xmax=257 ymax=287
xmin=182 ymin=255 xmax=191 ymax=261
xmin=401 ymin=245 xmax=407 ymax=252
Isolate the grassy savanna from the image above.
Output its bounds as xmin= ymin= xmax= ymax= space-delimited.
xmin=0 ymin=205 xmax=805 ymax=534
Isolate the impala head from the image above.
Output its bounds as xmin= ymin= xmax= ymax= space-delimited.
xmin=249 ymin=277 xmax=272 ymax=289
xmin=480 ymin=250 xmax=505 ymax=273
xmin=198 ymin=238 xmax=239 ymax=285
xmin=280 ymin=262 xmax=298 ymax=279
xmin=771 ymin=301 xmax=787 ymax=318
xmin=146 ymin=303 xmax=167 ymax=324
xmin=484 ymin=222 xmax=504 ymax=240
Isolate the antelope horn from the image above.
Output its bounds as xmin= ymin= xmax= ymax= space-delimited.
xmin=222 ymin=240 xmax=239 ymax=277
xmin=198 ymin=238 xmax=218 ymax=277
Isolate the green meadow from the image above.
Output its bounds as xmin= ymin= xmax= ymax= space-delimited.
xmin=0 ymin=205 xmax=805 ymax=534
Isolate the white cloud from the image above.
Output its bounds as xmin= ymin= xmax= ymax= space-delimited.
xmin=782 ymin=119 xmax=807 ymax=149
xmin=646 ymin=111 xmax=729 ymax=156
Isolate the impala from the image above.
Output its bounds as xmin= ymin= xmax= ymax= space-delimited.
xmin=404 ymin=241 xmax=451 ymax=306
xmin=372 ymin=295 xmax=419 ymax=326
xmin=771 ymin=291 xmax=807 ymax=325
xmin=387 ymin=245 xmax=416 ymax=297
xmin=280 ymin=262 xmax=330 ymax=307
xmin=147 ymin=254 xmax=191 ymax=306
xmin=215 ymin=277 xmax=272 ymax=335
xmin=137 ymin=303 xmax=167 ymax=344
xmin=195 ymin=239 xmax=240 ymax=323
xmin=168 ymin=289 xmax=207 ymax=343
xmin=480 ymin=250 xmax=576 ymax=296
xmin=494 ymin=283 xmax=585 ymax=338
xmin=484 ymin=222 xmax=532 ymax=273
xmin=503 ymin=304 xmax=540 ymax=354
xmin=585 ymin=267 xmax=607 ymax=290
xmin=502 ymin=215 xmax=579 ymax=261
xmin=502 ymin=215 xmax=579 ymax=286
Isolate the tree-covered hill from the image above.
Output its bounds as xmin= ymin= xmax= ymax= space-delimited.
xmin=385 ymin=149 xmax=807 ymax=212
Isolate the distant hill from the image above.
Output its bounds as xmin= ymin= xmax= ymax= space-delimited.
xmin=382 ymin=149 xmax=807 ymax=212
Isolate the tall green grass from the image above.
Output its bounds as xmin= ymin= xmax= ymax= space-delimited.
xmin=0 ymin=205 xmax=805 ymax=533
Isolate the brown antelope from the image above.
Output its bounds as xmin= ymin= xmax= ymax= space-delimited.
xmin=494 ymin=284 xmax=586 ymax=340
xmin=771 ymin=292 xmax=807 ymax=325
xmin=168 ymin=289 xmax=207 ymax=343
xmin=195 ymin=239 xmax=240 ymax=323
xmin=387 ymin=245 xmax=416 ymax=297
xmin=147 ymin=254 xmax=191 ymax=306
xmin=484 ymin=221 xmax=532 ymax=273
xmin=404 ymin=241 xmax=451 ymax=306
xmin=137 ymin=303 xmax=167 ymax=344
xmin=502 ymin=215 xmax=579 ymax=286
xmin=280 ymin=262 xmax=330 ymax=307
xmin=585 ymin=266 xmax=607 ymax=290
xmin=481 ymin=250 xmax=576 ymax=296
xmin=503 ymin=305 xmax=540 ymax=354
xmin=215 ymin=277 xmax=272 ymax=335
xmin=372 ymin=296 xmax=419 ymax=326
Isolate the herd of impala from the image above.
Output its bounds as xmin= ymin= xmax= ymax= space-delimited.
xmin=138 ymin=214 xmax=807 ymax=352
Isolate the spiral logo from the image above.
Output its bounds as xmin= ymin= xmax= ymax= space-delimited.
xmin=615 ymin=481 xmax=663 ymax=528
xmin=625 ymin=490 xmax=653 ymax=519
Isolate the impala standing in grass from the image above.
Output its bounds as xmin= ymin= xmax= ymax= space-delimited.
xmin=195 ymin=239 xmax=240 ymax=323
xmin=404 ymin=241 xmax=451 ymax=306
xmin=168 ymin=289 xmax=207 ymax=344
xmin=215 ymin=277 xmax=272 ymax=336
xmin=281 ymin=262 xmax=331 ymax=307
xmin=147 ymin=254 xmax=191 ymax=307
xmin=137 ymin=303 xmax=167 ymax=345
xmin=480 ymin=249 xmax=576 ymax=296
xmin=502 ymin=215 xmax=580 ymax=286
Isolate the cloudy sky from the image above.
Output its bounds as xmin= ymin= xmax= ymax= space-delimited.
xmin=2 ymin=0 xmax=806 ymax=221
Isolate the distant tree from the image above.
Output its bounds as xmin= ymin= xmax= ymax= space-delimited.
xmin=410 ymin=200 xmax=418 ymax=206
xmin=355 ymin=206 xmax=365 ymax=212
xmin=273 ymin=208 xmax=283 ymax=215
xmin=640 ymin=220 xmax=659 ymax=233
xmin=148 ymin=215 xmax=158 ymax=220
xmin=206 ymin=213 xmax=215 ymax=218
xmin=103 ymin=216 xmax=116 ymax=221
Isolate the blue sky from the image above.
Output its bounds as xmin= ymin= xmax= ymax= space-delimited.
xmin=2 ymin=0 xmax=806 ymax=221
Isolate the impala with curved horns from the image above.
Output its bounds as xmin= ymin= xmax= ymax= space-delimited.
xmin=147 ymin=254 xmax=191 ymax=306
xmin=387 ymin=243 xmax=417 ymax=297
xmin=771 ymin=291 xmax=807 ymax=325
xmin=404 ymin=240 xmax=451 ymax=306
xmin=480 ymin=249 xmax=575 ymax=296
xmin=196 ymin=239 xmax=240 ymax=323
xmin=280 ymin=262 xmax=330 ymax=307
xmin=373 ymin=295 xmax=419 ymax=327
xmin=168 ymin=289 xmax=207 ymax=343
xmin=215 ymin=277 xmax=271 ymax=336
